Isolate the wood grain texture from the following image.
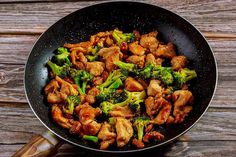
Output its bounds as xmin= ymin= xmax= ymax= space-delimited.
xmin=1 ymin=141 xmax=236 ymax=157
xmin=0 ymin=0 xmax=235 ymax=35
xmin=0 ymin=0 xmax=235 ymax=156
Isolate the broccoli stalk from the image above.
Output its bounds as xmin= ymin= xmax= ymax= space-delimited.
xmin=152 ymin=66 xmax=174 ymax=85
xmin=173 ymin=68 xmax=197 ymax=88
xmin=114 ymin=61 xmax=137 ymax=72
xmin=133 ymin=117 xmax=150 ymax=141
xmin=100 ymin=90 xmax=146 ymax=116
xmin=53 ymin=47 xmax=71 ymax=66
xmin=70 ymin=69 xmax=93 ymax=95
xmin=112 ymin=29 xmax=135 ymax=45
xmin=47 ymin=60 xmax=70 ymax=76
xmin=63 ymin=95 xmax=80 ymax=114
xmin=83 ymin=135 xmax=98 ymax=143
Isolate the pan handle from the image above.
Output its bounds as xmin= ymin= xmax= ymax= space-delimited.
xmin=12 ymin=130 xmax=63 ymax=157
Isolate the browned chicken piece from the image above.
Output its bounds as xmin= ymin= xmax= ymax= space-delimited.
xmin=125 ymin=77 xmax=144 ymax=92
xmin=140 ymin=31 xmax=159 ymax=52
xmin=71 ymin=50 xmax=97 ymax=69
xmin=75 ymin=103 xmax=102 ymax=135
xmin=128 ymin=41 xmax=146 ymax=56
xmin=171 ymin=55 xmax=188 ymax=70
xmin=115 ymin=117 xmax=134 ymax=147
xmin=126 ymin=55 xmax=145 ymax=68
xmin=90 ymin=31 xmax=112 ymax=45
xmin=172 ymin=90 xmax=193 ymax=123
xmin=70 ymin=51 xmax=85 ymax=69
xmin=155 ymin=42 xmax=176 ymax=59
xmin=51 ymin=104 xmax=72 ymax=129
xmin=44 ymin=76 xmax=78 ymax=104
xmin=98 ymin=122 xmax=116 ymax=150
xmin=145 ymin=53 xmax=164 ymax=66
xmin=69 ymin=120 xmax=82 ymax=135
xmin=109 ymin=105 xmax=135 ymax=118
xmin=87 ymin=87 xmax=100 ymax=97
xmin=132 ymin=138 xmax=145 ymax=149
xmin=147 ymin=80 xmax=163 ymax=97
xmin=85 ymin=87 xmax=100 ymax=104
xmin=98 ymin=46 xmax=123 ymax=71
xmin=145 ymin=96 xmax=168 ymax=118
xmin=105 ymin=36 xmax=114 ymax=46
xmin=86 ymin=61 xmax=105 ymax=76
xmin=143 ymin=131 xmax=164 ymax=143
xmin=77 ymin=52 xmax=87 ymax=64
xmin=151 ymin=102 xmax=172 ymax=125
xmin=101 ymin=70 xmax=109 ymax=81
xmin=92 ymin=76 xmax=103 ymax=86
xmin=64 ymin=41 xmax=92 ymax=52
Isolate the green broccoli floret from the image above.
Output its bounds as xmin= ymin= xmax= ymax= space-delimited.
xmin=114 ymin=61 xmax=137 ymax=73
xmin=112 ymin=29 xmax=135 ymax=45
xmin=53 ymin=47 xmax=71 ymax=66
xmin=129 ymin=100 xmax=143 ymax=114
xmin=85 ymin=55 xmax=99 ymax=62
xmin=133 ymin=117 xmax=150 ymax=141
xmin=47 ymin=60 xmax=70 ymax=76
xmin=86 ymin=45 xmax=101 ymax=61
xmin=112 ymin=90 xmax=128 ymax=103
xmin=100 ymin=90 xmax=146 ymax=116
xmin=96 ymin=78 xmax=123 ymax=103
xmin=70 ymin=69 xmax=93 ymax=95
xmin=134 ymin=63 xmax=154 ymax=79
xmin=63 ymin=95 xmax=80 ymax=114
xmin=98 ymin=70 xmax=127 ymax=90
xmin=83 ymin=135 xmax=98 ymax=143
xmin=152 ymin=66 xmax=174 ymax=85
xmin=173 ymin=68 xmax=197 ymax=88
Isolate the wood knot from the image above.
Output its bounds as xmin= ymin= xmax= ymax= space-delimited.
xmin=0 ymin=71 xmax=6 ymax=84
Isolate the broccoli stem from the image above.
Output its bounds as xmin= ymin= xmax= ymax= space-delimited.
xmin=137 ymin=125 xmax=144 ymax=141
xmin=83 ymin=135 xmax=98 ymax=143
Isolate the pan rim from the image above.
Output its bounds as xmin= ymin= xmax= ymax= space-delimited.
xmin=24 ymin=1 xmax=218 ymax=153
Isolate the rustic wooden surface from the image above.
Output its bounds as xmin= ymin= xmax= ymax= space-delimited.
xmin=0 ymin=0 xmax=235 ymax=156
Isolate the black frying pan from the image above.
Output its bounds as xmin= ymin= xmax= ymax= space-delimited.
xmin=14 ymin=1 xmax=217 ymax=156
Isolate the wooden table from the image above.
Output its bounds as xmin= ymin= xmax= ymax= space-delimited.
xmin=0 ymin=0 xmax=235 ymax=156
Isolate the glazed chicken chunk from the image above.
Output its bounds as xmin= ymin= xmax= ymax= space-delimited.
xmin=86 ymin=61 xmax=105 ymax=76
xmin=171 ymin=55 xmax=188 ymax=70
xmin=125 ymin=77 xmax=144 ymax=92
xmin=98 ymin=122 xmax=116 ymax=150
xmin=75 ymin=103 xmax=102 ymax=135
xmin=98 ymin=46 xmax=123 ymax=71
xmin=44 ymin=76 xmax=78 ymax=104
xmin=155 ymin=42 xmax=176 ymax=59
xmin=115 ymin=117 xmax=134 ymax=147
xmin=172 ymin=90 xmax=193 ymax=123
xmin=128 ymin=41 xmax=146 ymax=56
xmin=147 ymin=80 xmax=163 ymax=97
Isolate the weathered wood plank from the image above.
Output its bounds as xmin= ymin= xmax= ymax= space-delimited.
xmin=0 ymin=103 xmax=235 ymax=145
xmin=0 ymin=0 xmax=235 ymax=34
xmin=1 ymin=141 xmax=236 ymax=157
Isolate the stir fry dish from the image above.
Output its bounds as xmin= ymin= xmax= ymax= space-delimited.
xmin=44 ymin=29 xmax=197 ymax=150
